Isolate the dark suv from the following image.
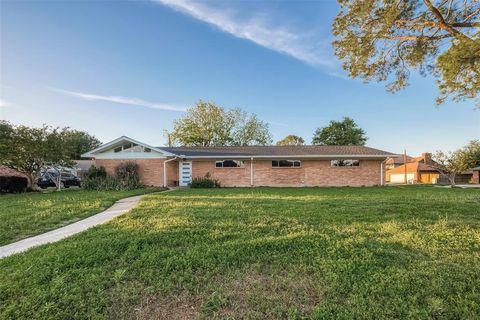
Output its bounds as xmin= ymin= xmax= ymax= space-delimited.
xmin=37 ymin=172 xmax=81 ymax=189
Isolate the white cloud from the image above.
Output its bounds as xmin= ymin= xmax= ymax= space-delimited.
xmin=49 ymin=87 xmax=186 ymax=112
xmin=153 ymin=0 xmax=333 ymax=67
xmin=0 ymin=99 xmax=10 ymax=107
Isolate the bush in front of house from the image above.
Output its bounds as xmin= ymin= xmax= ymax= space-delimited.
xmin=190 ymin=172 xmax=220 ymax=188
xmin=0 ymin=175 xmax=29 ymax=193
xmin=83 ymin=162 xmax=142 ymax=191
xmin=114 ymin=162 xmax=139 ymax=180
xmin=82 ymin=176 xmax=143 ymax=191
xmin=86 ymin=165 xmax=107 ymax=179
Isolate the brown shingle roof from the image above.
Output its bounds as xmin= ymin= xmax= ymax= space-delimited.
xmin=387 ymin=162 xmax=439 ymax=174
xmin=159 ymin=145 xmax=395 ymax=158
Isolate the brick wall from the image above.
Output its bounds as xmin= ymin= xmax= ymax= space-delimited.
xmin=94 ymin=159 xmax=178 ymax=187
xmin=192 ymin=159 xmax=383 ymax=187
xmin=192 ymin=160 xmax=252 ymax=187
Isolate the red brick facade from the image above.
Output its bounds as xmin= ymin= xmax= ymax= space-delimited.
xmin=95 ymin=158 xmax=383 ymax=187
xmin=95 ymin=159 xmax=178 ymax=187
xmin=192 ymin=159 xmax=382 ymax=187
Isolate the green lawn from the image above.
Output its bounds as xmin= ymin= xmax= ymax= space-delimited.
xmin=0 ymin=188 xmax=163 ymax=245
xmin=1 ymin=187 xmax=479 ymax=319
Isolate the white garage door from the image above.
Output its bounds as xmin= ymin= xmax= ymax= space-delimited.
xmin=390 ymin=173 xmax=414 ymax=183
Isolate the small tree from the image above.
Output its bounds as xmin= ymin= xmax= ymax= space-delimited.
xmin=432 ymin=140 xmax=480 ymax=185
xmin=276 ymin=135 xmax=305 ymax=146
xmin=312 ymin=117 xmax=367 ymax=145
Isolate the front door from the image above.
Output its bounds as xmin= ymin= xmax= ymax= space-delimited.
xmin=179 ymin=161 xmax=192 ymax=186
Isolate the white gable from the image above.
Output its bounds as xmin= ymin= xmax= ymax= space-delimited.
xmin=82 ymin=136 xmax=173 ymax=159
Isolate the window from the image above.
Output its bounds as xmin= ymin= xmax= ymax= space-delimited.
xmin=144 ymin=147 xmax=151 ymax=152
xmin=215 ymin=160 xmax=244 ymax=168
xmin=331 ymin=159 xmax=360 ymax=167
xmin=114 ymin=146 xmax=122 ymax=153
xmin=272 ymin=160 xmax=301 ymax=168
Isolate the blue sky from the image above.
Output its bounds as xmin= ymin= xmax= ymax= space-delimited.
xmin=1 ymin=0 xmax=478 ymax=155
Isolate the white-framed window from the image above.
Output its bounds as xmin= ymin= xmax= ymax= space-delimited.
xmin=215 ymin=160 xmax=244 ymax=168
xmin=272 ymin=160 xmax=301 ymax=168
xmin=113 ymin=143 xmax=150 ymax=153
xmin=331 ymin=159 xmax=360 ymax=167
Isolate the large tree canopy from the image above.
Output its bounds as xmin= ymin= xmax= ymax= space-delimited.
xmin=0 ymin=121 xmax=75 ymax=188
xmin=312 ymin=117 xmax=367 ymax=145
xmin=276 ymin=135 xmax=305 ymax=146
xmin=168 ymin=101 xmax=272 ymax=147
xmin=65 ymin=130 xmax=101 ymax=159
xmin=333 ymin=0 xmax=479 ymax=106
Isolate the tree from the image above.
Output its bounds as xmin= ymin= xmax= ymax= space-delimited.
xmin=276 ymin=135 xmax=305 ymax=146
xmin=64 ymin=130 xmax=101 ymax=159
xmin=168 ymin=101 xmax=272 ymax=146
xmin=0 ymin=121 xmax=74 ymax=189
xmin=333 ymin=0 xmax=480 ymax=106
xmin=432 ymin=140 xmax=480 ymax=185
xmin=312 ymin=117 xmax=367 ymax=145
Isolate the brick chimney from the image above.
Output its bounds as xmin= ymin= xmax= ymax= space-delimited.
xmin=422 ymin=152 xmax=432 ymax=164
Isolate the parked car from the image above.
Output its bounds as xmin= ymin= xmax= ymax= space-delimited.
xmin=37 ymin=172 xmax=81 ymax=189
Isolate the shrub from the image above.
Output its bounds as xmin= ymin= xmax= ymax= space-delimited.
xmin=115 ymin=162 xmax=139 ymax=180
xmin=86 ymin=165 xmax=107 ymax=179
xmin=0 ymin=176 xmax=28 ymax=193
xmin=190 ymin=172 xmax=220 ymax=188
xmin=82 ymin=176 xmax=143 ymax=191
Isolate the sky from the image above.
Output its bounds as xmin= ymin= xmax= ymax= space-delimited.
xmin=0 ymin=0 xmax=478 ymax=155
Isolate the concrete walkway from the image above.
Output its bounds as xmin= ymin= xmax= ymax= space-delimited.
xmin=0 ymin=194 xmax=145 ymax=259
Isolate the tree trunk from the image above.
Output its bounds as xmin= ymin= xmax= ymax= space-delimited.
xmin=449 ymin=173 xmax=456 ymax=186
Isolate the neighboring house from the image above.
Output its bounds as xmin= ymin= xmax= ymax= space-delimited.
xmin=82 ymin=136 xmax=396 ymax=187
xmin=385 ymin=155 xmax=414 ymax=170
xmin=386 ymin=152 xmax=442 ymax=184
xmin=386 ymin=161 xmax=440 ymax=184
xmin=472 ymin=166 xmax=480 ymax=184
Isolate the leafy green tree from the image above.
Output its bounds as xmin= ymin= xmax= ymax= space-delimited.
xmin=64 ymin=130 xmax=101 ymax=159
xmin=276 ymin=135 xmax=305 ymax=146
xmin=432 ymin=140 xmax=480 ymax=185
xmin=312 ymin=117 xmax=367 ymax=145
xmin=333 ymin=0 xmax=479 ymax=106
xmin=0 ymin=121 xmax=74 ymax=189
xmin=169 ymin=101 xmax=272 ymax=146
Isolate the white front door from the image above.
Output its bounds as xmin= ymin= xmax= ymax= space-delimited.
xmin=179 ymin=161 xmax=192 ymax=186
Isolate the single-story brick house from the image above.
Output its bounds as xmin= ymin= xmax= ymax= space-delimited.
xmin=82 ymin=136 xmax=396 ymax=187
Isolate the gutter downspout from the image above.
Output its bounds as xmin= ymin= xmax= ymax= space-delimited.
xmin=163 ymin=157 xmax=178 ymax=187
xmin=250 ymin=157 xmax=254 ymax=187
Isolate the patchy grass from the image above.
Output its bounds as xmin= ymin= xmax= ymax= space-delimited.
xmin=0 ymin=187 xmax=479 ymax=319
xmin=0 ymin=188 xmax=164 ymax=245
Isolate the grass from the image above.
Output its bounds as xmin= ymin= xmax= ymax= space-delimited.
xmin=1 ymin=186 xmax=479 ymax=319
xmin=0 ymin=188 xmax=164 ymax=245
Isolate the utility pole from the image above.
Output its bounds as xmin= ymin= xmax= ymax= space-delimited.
xmin=404 ymin=149 xmax=407 ymax=184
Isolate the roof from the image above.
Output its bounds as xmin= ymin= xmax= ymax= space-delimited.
xmin=159 ymin=145 xmax=396 ymax=158
xmin=386 ymin=155 xmax=414 ymax=165
xmin=81 ymin=136 xmax=174 ymax=158
xmin=473 ymin=166 xmax=480 ymax=171
xmin=387 ymin=162 xmax=439 ymax=174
